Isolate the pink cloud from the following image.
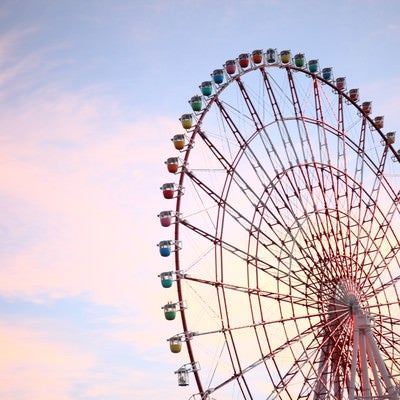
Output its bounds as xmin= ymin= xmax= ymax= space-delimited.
xmin=0 ymin=321 xmax=94 ymax=399
xmin=0 ymin=80 xmax=179 ymax=312
xmin=0 ymin=25 xmax=198 ymax=399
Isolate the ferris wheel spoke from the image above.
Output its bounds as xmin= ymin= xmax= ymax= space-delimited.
xmin=334 ymin=91 xmax=354 ymax=252
xmin=366 ymin=267 xmax=400 ymax=300
xmin=254 ymin=206 xmax=322 ymax=280
xmin=184 ymin=214 xmax=321 ymax=301
xmin=271 ymin=311 xmax=356 ymax=399
xmin=359 ymin=237 xmax=399 ymax=292
xmin=335 ymin=91 xmax=353 ymax=189
xmin=354 ymin=182 xmax=390 ymax=278
xmin=264 ymin=227 xmax=333 ymax=293
xmin=186 ymin=169 xmax=334 ymax=291
xmin=358 ymin=227 xmax=400 ymax=293
xmin=181 ymin=183 xmax=331 ymax=294
xmin=195 ymin=126 xmax=276 ymax=204
xmin=284 ymin=68 xmax=317 ymax=164
xmin=253 ymin=233 xmax=326 ymax=298
xmin=181 ymin=218 xmax=278 ymax=272
xmin=358 ymin=205 xmax=400 ymax=289
xmin=369 ymin=191 xmax=400 ymax=256
xmin=213 ymin=95 xmax=250 ymax=147
xmin=185 ymin=168 xmax=261 ymax=233
xmin=195 ymin=128 xmax=237 ymax=173
xmin=293 ymin=165 xmax=347 ymax=270
xmin=213 ymin=95 xmax=286 ymax=186
xmin=202 ymin=96 xmax=291 ymax=205
xmin=184 ymin=275 xmax=321 ymax=311
xmin=370 ymin=304 xmax=400 ymax=318
xmin=211 ymin=322 xmax=318 ymax=395
xmin=352 ymin=116 xmax=369 ymax=184
xmin=188 ymin=306 xmax=327 ymax=340
xmin=349 ymin=118 xmax=371 ymax=268
xmin=315 ymin=326 xmax=354 ymax=398
xmin=267 ymin=327 xmax=329 ymax=399
xmin=258 ymin=68 xmax=306 ymax=167
xmin=231 ymin=75 xmax=300 ymax=176
xmin=234 ymin=77 xmax=263 ymax=130
xmin=311 ymin=77 xmax=332 ymax=166
xmin=265 ymin=168 xmax=333 ymax=250
xmin=374 ymin=324 xmax=400 ymax=353
xmin=268 ymin=72 xmax=354 ymax=275
xmin=257 ymin=167 xmax=349 ymax=281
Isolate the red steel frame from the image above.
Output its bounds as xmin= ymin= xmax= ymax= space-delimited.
xmin=166 ymin=55 xmax=400 ymax=400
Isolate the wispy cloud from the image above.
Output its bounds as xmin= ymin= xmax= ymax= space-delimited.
xmin=0 ymin=320 xmax=94 ymax=399
xmin=0 ymin=97 xmax=174 ymax=307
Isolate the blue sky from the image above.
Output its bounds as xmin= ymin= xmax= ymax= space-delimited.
xmin=0 ymin=1 xmax=399 ymax=399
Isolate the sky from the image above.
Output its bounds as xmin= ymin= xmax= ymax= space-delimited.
xmin=0 ymin=0 xmax=400 ymax=399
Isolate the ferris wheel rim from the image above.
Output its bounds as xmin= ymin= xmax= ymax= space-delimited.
xmin=160 ymin=49 xmax=400 ymax=400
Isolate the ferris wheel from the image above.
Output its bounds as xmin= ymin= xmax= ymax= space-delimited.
xmin=157 ymin=48 xmax=400 ymax=400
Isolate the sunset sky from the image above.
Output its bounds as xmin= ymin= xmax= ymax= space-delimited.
xmin=1 ymin=1 xmax=400 ymax=399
